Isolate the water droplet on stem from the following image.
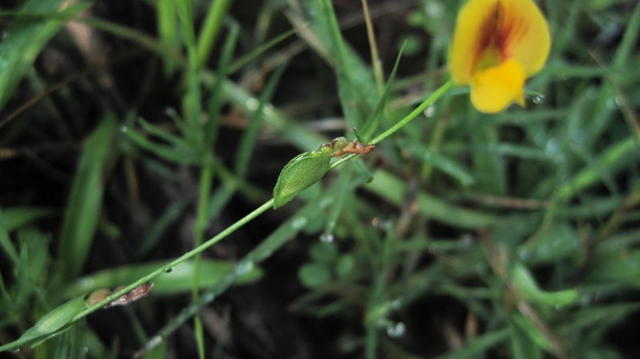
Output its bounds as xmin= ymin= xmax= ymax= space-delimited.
xmin=320 ymin=233 xmax=334 ymax=243
xmin=532 ymin=95 xmax=545 ymax=104
xmin=386 ymin=322 xmax=406 ymax=338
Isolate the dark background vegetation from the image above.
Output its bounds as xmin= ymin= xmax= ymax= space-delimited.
xmin=1 ymin=0 xmax=640 ymax=358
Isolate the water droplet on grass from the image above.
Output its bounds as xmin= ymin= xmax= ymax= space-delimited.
xmin=292 ymin=217 xmax=308 ymax=229
xmin=532 ymin=95 xmax=545 ymax=104
xmin=386 ymin=322 xmax=406 ymax=338
xmin=426 ymin=2 xmax=443 ymax=17
xmin=235 ymin=261 xmax=254 ymax=275
xmin=320 ymin=233 xmax=334 ymax=243
xmin=459 ymin=234 xmax=474 ymax=247
xmin=423 ymin=105 xmax=436 ymax=117
xmin=246 ymin=98 xmax=259 ymax=111
xmin=164 ymin=267 xmax=173 ymax=273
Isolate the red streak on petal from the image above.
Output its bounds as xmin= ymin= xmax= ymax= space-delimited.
xmin=474 ymin=1 xmax=530 ymax=67
xmin=497 ymin=4 xmax=529 ymax=60
xmin=475 ymin=3 xmax=501 ymax=61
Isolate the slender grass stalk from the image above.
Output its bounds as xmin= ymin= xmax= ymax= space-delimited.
xmin=0 ymin=199 xmax=275 ymax=352
xmin=196 ymin=0 xmax=232 ymax=67
xmin=0 ymin=78 xmax=454 ymax=352
xmin=370 ymin=80 xmax=453 ymax=145
xmin=331 ymin=80 xmax=454 ymax=170
xmin=361 ymin=0 xmax=384 ymax=92
xmin=74 ymin=198 xmax=274 ymax=318
xmin=192 ymin=156 xmax=214 ymax=358
xmin=133 ymin=201 xmax=329 ymax=357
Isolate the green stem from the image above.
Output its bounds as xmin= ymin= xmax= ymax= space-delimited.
xmin=370 ymin=80 xmax=453 ymax=145
xmin=193 ymin=157 xmax=214 ymax=358
xmin=2 ymin=80 xmax=455 ymax=352
xmin=71 ymin=200 xmax=274 ymax=320
xmin=196 ymin=0 xmax=232 ymax=67
xmin=133 ymin=201 xmax=327 ymax=357
xmin=330 ymin=80 xmax=454 ymax=170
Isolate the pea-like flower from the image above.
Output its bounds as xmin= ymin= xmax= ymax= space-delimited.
xmin=449 ymin=0 xmax=551 ymax=113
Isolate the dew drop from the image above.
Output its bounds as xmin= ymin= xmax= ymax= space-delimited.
xmin=459 ymin=234 xmax=474 ymax=247
xmin=319 ymin=197 xmax=334 ymax=208
xmin=120 ymin=126 xmax=128 ymax=133
xmin=532 ymin=95 xmax=545 ymax=104
xmin=386 ymin=322 xmax=406 ymax=338
xmin=164 ymin=107 xmax=176 ymax=116
xmin=616 ymin=96 xmax=623 ymax=106
xmin=423 ymin=104 xmax=436 ymax=118
xmin=164 ymin=267 xmax=173 ymax=273
xmin=320 ymin=233 xmax=334 ymax=243
xmin=291 ymin=217 xmax=308 ymax=229
xmin=235 ymin=261 xmax=255 ymax=275
xmin=518 ymin=248 xmax=529 ymax=260
xmin=245 ymin=98 xmax=259 ymax=111
xmin=426 ymin=2 xmax=443 ymax=17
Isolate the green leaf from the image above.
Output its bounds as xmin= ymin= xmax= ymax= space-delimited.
xmin=0 ymin=296 xmax=85 ymax=351
xmin=156 ymin=0 xmax=179 ymax=75
xmin=408 ymin=143 xmax=475 ymax=187
xmin=435 ymin=329 xmax=509 ymax=359
xmin=0 ymin=207 xmax=53 ymax=232
xmin=364 ymin=170 xmax=496 ymax=229
xmin=0 ymin=223 xmax=17 ymax=265
xmin=273 ymin=147 xmax=332 ymax=208
xmin=0 ymin=0 xmax=91 ymax=111
xmin=137 ymin=201 xmax=187 ymax=258
xmin=64 ymin=259 xmax=263 ymax=297
xmin=309 ymin=241 xmax=338 ymax=263
xmin=235 ymin=62 xmax=288 ymax=177
xmin=555 ymin=137 xmax=638 ymax=201
xmin=336 ymin=255 xmax=355 ymax=278
xmin=58 ymin=116 xmax=118 ymax=278
xmin=587 ymin=250 xmax=640 ymax=287
xmin=511 ymin=313 xmax=552 ymax=355
xmin=511 ymin=264 xmax=578 ymax=308
xmin=299 ymin=263 xmax=331 ymax=288
xmin=519 ymin=223 xmax=580 ymax=265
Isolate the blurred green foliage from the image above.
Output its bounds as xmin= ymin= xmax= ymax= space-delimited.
xmin=1 ymin=0 xmax=639 ymax=357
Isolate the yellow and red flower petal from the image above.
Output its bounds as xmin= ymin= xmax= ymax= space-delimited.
xmin=498 ymin=0 xmax=551 ymax=76
xmin=470 ymin=59 xmax=525 ymax=113
xmin=449 ymin=0 xmax=499 ymax=85
xmin=449 ymin=0 xmax=551 ymax=83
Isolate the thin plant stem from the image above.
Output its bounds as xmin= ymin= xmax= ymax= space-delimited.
xmin=192 ymin=156 xmax=214 ymax=358
xmin=331 ymin=80 xmax=454 ymax=170
xmin=133 ymin=202 xmax=328 ymax=357
xmin=196 ymin=0 xmax=232 ymax=67
xmin=71 ymin=201 xmax=273 ymax=328
xmin=1 ymin=79 xmax=455 ymax=352
xmin=133 ymin=80 xmax=455 ymax=355
xmin=361 ymin=0 xmax=384 ymax=93
xmin=370 ymin=80 xmax=453 ymax=145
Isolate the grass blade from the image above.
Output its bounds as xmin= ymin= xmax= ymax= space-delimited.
xmin=0 ymin=0 xmax=91 ymax=111
xmin=58 ymin=116 xmax=118 ymax=278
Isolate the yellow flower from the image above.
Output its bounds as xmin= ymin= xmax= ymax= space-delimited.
xmin=449 ymin=0 xmax=551 ymax=113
